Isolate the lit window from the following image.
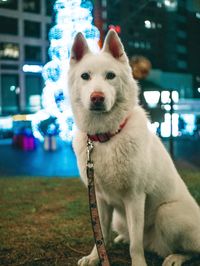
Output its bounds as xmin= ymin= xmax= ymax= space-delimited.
xmin=134 ymin=42 xmax=140 ymax=48
xmin=146 ymin=42 xmax=151 ymax=49
xmin=0 ymin=0 xmax=18 ymax=9
xmin=177 ymin=45 xmax=187 ymax=54
xmin=144 ymin=91 xmax=160 ymax=108
xmin=102 ymin=10 xmax=107 ymax=19
xmin=140 ymin=42 xmax=145 ymax=49
xmin=161 ymin=91 xmax=179 ymax=104
xmin=102 ymin=0 xmax=107 ymax=7
xmin=23 ymin=0 xmax=40 ymax=13
xmin=102 ymin=23 xmax=107 ymax=31
xmin=172 ymin=91 xmax=179 ymax=103
xmin=25 ymin=74 xmax=43 ymax=112
xmin=144 ymin=20 xmax=151 ymax=29
xmin=144 ymin=20 xmax=157 ymax=29
xmin=161 ymin=91 xmax=170 ymax=104
xmin=177 ymin=60 xmax=187 ymax=69
xmin=0 ymin=43 xmax=19 ymax=60
xmin=164 ymin=0 xmax=178 ymax=11
xmin=196 ymin=76 xmax=200 ymax=82
xmin=157 ymin=2 xmax=162 ymax=8
xmin=161 ymin=113 xmax=179 ymax=137
xmin=196 ymin=13 xmax=200 ymax=19
xmin=163 ymin=104 xmax=171 ymax=111
xmin=177 ymin=30 xmax=187 ymax=39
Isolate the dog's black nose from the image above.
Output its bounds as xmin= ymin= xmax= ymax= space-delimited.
xmin=90 ymin=91 xmax=105 ymax=104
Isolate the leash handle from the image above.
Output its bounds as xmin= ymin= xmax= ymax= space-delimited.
xmin=86 ymin=139 xmax=111 ymax=266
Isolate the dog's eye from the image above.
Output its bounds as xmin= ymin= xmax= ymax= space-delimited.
xmin=81 ymin=72 xmax=90 ymax=80
xmin=106 ymin=72 xmax=116 ymax=80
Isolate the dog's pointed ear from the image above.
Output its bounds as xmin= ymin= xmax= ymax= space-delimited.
xmin=102 ymin=29 xmax=127 ymax=62
xmin=70 ymin=32 xmax=90 ymax=63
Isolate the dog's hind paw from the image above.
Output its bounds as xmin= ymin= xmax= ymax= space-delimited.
xmin=78 ymin=255 xmax=99 ymax=266
xmin=114 ymin=234 xmax=129 ymax=244
xmin=162 ymin=254 xmax=191 ymax=266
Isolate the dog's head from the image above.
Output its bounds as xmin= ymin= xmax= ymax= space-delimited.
xmin=68 ymin=30 xmax=139 ymax=134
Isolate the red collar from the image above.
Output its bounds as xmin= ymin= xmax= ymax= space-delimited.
xmin=87 ymin=117 xmax=128 ymax=143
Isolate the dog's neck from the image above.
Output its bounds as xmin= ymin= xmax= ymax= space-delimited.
xmin=87 ymin=116 xmax=129 ymax=143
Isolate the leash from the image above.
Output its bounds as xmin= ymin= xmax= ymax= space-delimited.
xmin=86 ymin=139 xmax=111 ymax=266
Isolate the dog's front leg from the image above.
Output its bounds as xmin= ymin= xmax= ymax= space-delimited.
xmin=124 ymin=193 xmax=147 ymax=266
xmin=78 ymin=196 xmax=113 ymax=266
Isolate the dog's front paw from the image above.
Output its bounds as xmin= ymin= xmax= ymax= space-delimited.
xmin=78 ymin=255 xmax=99 ymax=266
xmin=162 ymin=254 xmax=190 ymax=266
xmin=132 ymin=261 xmax=147 ymax=266
xmin=132 ymin=262 xmax=147 ymax=266
xmin=131 ymin=256 xmax=147 ymax=266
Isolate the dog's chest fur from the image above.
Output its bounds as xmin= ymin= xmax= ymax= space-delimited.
xmin=73 ymin=112 xmax=150 ymax=204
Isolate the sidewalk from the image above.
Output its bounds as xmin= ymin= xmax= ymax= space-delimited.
xmin=0 ymin=138 xmax=199 ymax=177
xmin=0 ymin=139 xmax=79 ymax=177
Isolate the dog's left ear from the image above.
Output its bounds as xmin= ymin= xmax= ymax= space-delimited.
xmin=70 ymin=32 xmax=90 ymax=63
xmin=102 ymin=29 xmax=127 ymax=62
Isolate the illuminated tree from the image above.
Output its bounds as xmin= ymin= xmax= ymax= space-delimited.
xmin=33 ymin=0 xmax=100 ymax=141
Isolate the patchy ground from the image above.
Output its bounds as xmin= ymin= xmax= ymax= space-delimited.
xmin=0 ymin=169 xmax=200 ymax=266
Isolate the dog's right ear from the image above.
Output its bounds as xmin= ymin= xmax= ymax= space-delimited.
xmin=70 ymin=32 xmax=90 ymax=63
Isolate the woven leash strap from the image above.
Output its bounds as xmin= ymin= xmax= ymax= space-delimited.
xmin=86 ymin=139 xmax=111 ymax=266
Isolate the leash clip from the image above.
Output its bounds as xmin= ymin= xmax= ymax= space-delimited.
xmin=87 ymin=139 xmax=94 ymax=168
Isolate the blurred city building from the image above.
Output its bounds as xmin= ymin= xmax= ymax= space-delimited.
xmin=95 ymin=0 xmax=200 ymax=138
xmin=0 ymin=0 xmax=55 ymax=115
xmin=95 ymin=0 xmax=200 ymax=99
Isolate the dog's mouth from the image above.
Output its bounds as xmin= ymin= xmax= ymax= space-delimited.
xmin=89 ymin=102 xmax=107 ymax=112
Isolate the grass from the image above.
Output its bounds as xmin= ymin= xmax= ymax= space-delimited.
xmin=0 ymin=169 xmax=200 ymax=266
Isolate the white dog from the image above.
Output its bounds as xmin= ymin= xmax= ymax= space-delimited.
xmin=68 ymin=29 xmax=200 ymax=266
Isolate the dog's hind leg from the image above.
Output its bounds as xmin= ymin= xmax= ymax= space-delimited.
xmin=112 ymin=210 xmax=129 ymax=244
xmin=153 ymin=200 xmax=200 ymax=266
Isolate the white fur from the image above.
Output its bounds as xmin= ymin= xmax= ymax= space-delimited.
xmin=68 ymin=30 xmax=200 ymax=266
